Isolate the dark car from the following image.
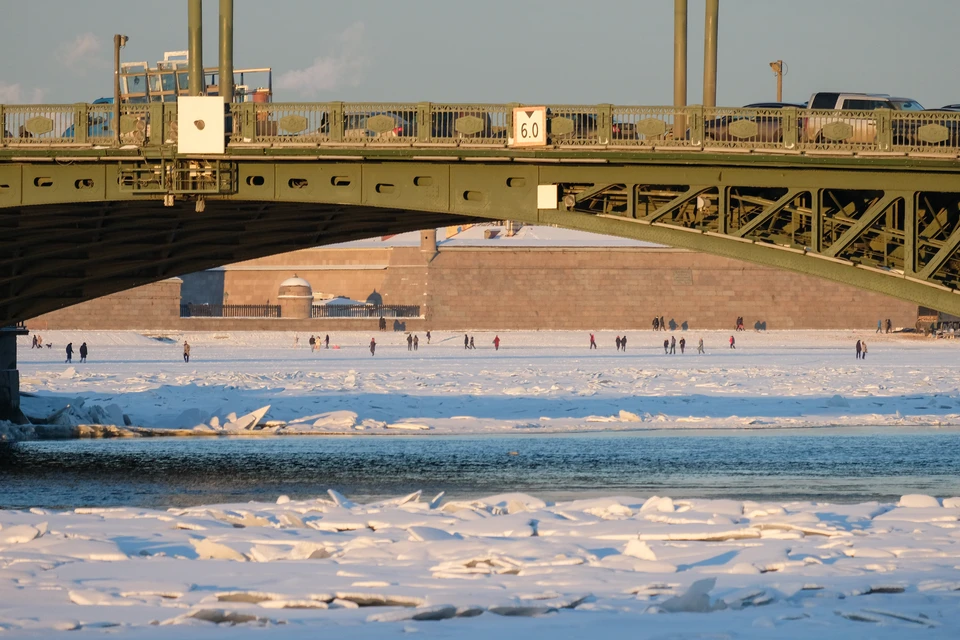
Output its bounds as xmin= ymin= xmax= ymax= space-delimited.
xmin=702 ymin=102 xmax=806 ymax=144
xmin=546 ymin=111 xmax=635 ymax=143
xmin=431 ymin=110 xmax=495 ymax=140
xmin=343 ymin=112 xmax=415 ymax=139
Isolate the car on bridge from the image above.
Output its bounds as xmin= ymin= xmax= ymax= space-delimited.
xmin=802 ymin=92 xmax=958 ymax=147
xmin=343 ymin=112 xmax=415 ymax=140
xmin=702 ymin=102 xmax=807 ymax=144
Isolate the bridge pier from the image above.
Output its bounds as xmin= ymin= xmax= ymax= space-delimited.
xmin=0 ymin=326 xmax=28 ymax=424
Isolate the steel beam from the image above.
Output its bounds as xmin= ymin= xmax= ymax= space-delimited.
xmin=822 ymin=193 xmax=899 ymax=258
xmin=641 ymin=186 xmax=711 ymax=223
xmin=918 ymin=226 xmax=960 ymax=279
xmin=733 ymin=189 xmax=804 ymax=238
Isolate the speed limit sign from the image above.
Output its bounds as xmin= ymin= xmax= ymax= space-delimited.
xmin=512 ymin=106 xmax=547 ymax=147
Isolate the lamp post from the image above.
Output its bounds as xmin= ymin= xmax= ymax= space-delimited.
xmin=703 ymin=0 xmax=719 ymax=108
xmin=673 ymin=0 xmax=687 ymax=139
xmin=769 ymin=60 xmax=784 ymax=102
xmin=113 ymin=34 xmax=128 ymax=147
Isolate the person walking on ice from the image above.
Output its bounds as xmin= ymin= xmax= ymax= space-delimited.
xmin=589 ymin=333 xmax=597 ymax=349
xmin=669 ymin=336 xmax=676 ymax=354
xmin=616 ymin=336 xmax=622 ymax=351
xmin=65 ymin=342 xmax=73 ymax=363
xmin=324 ymin=335 xmax=330 ymax=349
xmin=369 ymin=338 xmax=376 ymax=356
xmin=309 ymin=335 xmax=316 ymax=351
xmin=426 ymin=330 xmax=431 ymax=344
xmin=621 ymin=335 xmax=627 ymax=351
xmin=876 ymin=319 xmax=882 ymax=334
xmin=729 ymin=335 xmax=736 ymax=349
xmin=413 ymin=335 xmax=419 ymax=351
xmin=493 ymin=335 xmax=500 ymax=351
xmin=464 ymin=334 xmax=469 ymax=350
xmin=679 ymin=337 xmax=685 ymax=354
xmin=697 ymin=337 xmax=704 ymax=354
xmin=183 ymin=341 xmax=190 ymax=363
xmin=407 ymin=334 xmax=413 ymax=351
xmin=856 ymin=339 xmax=862 ymax=360
xmin=663 ymin=338 xmax=669 ymax=354
xmin=861 ymin=340 xmax=867 ymax=359
xmin=469 ymin=336 xmax=476 ymax=350
xmin=79 ymin=342 xmax=88 ymax=363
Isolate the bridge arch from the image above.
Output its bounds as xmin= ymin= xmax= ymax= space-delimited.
xmin=2 ymin=156 xmax=960 ymax=323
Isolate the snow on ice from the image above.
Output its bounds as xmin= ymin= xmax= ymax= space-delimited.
xmin=0 ymin=492 xmax=959 ymax=636
xmin=5 ymin=329 xmax=960 ymax=439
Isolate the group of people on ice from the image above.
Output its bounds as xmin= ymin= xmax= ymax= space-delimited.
xmin=63 ymin=342 xmax=88 ymax=363
xmin=855 ymin=339 xmax=869 ymax=359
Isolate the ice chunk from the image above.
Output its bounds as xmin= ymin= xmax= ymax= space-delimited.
xmin=943 ymin=497 xmax=960 ymax=508
xmin=623 ymin=539 xmax=657 ymax=561
xmin=191 ymin=538 xmax=248 ymax=561
xmin=658 ymin=578 xmax=724 ymax=613
xmin=898 ymin=494 xmax=940 ymax=508
xmin=276 ymin=495 xmax=291 ymax=505
xmin=641 ymin=496 xmax=675 ymax=513
xmin=618 ymin=410 xmax=642 ymax=422
xmin=223 ymin=405 xmax=270 ymax=430
xmin=104 ymin=403 xmax=125 ymax=426
xmin=0 ymin=524 xmax=40 ymax=544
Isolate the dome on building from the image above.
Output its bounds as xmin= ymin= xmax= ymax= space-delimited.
xmin=365 ymin=289 xmax=383 ymax=306
xmin=279 ymin=276 xmax=311 ymax=289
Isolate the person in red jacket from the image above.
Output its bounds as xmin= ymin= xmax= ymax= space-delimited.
xmin=493 ymin=335 xmax=501 ymax=351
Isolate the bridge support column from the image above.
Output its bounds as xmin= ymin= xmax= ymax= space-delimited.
xmin=0 ymin=326 xmax=27 ymax=424
xmin=188 ymin=0 xmax=203 ymax=96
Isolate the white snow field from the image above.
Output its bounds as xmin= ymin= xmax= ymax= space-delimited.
xmin=10 ymin=329 xmax=960 ymax=434
xmin=3 ymin=330 xmax=960 ymax=637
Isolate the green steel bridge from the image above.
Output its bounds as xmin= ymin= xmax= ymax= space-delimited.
xmin=2 ymin=100 xmax=960 ymax=327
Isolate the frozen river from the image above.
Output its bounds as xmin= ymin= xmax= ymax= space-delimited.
xmin=3 ymin=428 xmax=960 ymax=509
xmin=3 ymin=330 xmax=960 ymax=637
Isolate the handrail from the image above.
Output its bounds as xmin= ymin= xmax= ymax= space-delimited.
xmin=3 ymin=102 xmax=960 ymax=156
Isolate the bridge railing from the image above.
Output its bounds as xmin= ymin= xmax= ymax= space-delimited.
xmin=4 ymin=102 xmax=960 ymax=155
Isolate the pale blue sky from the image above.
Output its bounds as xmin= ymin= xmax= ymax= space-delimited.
xmin=2 ymin=0 xmax=958 ymax=108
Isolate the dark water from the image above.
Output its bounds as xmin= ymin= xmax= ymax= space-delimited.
xmin=2 ymin=429 xmax=959 ymax=509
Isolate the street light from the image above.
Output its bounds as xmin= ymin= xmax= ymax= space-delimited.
xmin=113 ymin=34 xmax=129 ymax=147
xmin=769 ymin=60 xmax=785 ymax=102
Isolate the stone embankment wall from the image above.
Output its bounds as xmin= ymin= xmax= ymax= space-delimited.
xmin=30 ymin=246 xmax=918 ymax=331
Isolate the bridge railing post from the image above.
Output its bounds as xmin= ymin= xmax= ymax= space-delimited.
xmin=507 ymin=103 xmax=520 ymax=145
xmin=876 ymin=108 xmax=893 ymax=151
xmin=239 ymin=102 xmax=255 ymax=143
xmin=781 ymin=106 xmax=798 ymax=150
xmin=328 ymin=101 xmax=343 ymax=142
xmin=147 ymin=102 xmax=163 ymax=147
xmin=73 ymin=103 xmax=87 ymax=144
xmin=418 ymin=102 xmax=431 ymax=142
xmin=597 ymin=103 xmax=613 ymax=145
xmin=688 ymin=104 xmax=705 ymax=147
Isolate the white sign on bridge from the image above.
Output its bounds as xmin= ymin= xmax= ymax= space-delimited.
xmin=511 ymin=106 xmax=547 ymax=147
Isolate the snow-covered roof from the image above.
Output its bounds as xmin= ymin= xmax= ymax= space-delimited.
xmin=317 ymin=296 xmax=367 ymax=306
xmin=279 ymin=276 xmax=312 ymax=288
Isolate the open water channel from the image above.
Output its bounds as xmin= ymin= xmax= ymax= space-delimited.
xmin=2 ymin=428 xmax=959 ymax=509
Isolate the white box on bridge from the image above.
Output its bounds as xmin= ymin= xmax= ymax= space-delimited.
xmin=177 ymin=96 xmax=225 ymax=154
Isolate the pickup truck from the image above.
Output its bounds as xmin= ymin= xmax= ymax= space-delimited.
xmin=803 ymin=92 xmax=925 ymax=145
xmin=803 ymin=92 xmax=959 ymax=148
